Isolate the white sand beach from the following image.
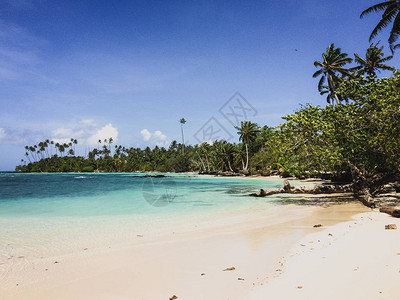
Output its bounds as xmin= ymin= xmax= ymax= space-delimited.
xmin=4 ymin=201 xmax=398 ymax=300
xmin=249 ymin=208 xmax=400 ymax=299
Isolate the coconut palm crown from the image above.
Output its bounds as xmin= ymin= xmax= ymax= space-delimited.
xmin=235 ymin=121 xmax=260 ymax=171
xmin=313 ymin=43 xmax=353 ymax=105
xmin=352 ymin=42 xmax=395 ymax=76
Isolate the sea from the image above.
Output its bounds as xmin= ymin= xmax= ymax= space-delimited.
xmin=0 ymin=173 xmax=304 ymax=268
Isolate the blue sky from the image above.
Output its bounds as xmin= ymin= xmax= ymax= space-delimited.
xmin=0 ymin=0 xmax=398 ymax=170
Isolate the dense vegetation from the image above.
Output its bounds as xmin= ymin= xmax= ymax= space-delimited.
xmin=15 ymin=2 xmax=400 ymax=205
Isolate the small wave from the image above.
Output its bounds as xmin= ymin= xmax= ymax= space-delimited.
xmin=74 ymin=176 xmax=87 ymax=179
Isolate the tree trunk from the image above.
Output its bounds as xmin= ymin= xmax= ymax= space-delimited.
xmin=205 ymin=153 xmax=210 ymax=172
xmin=245 ymin=143 xmax=249 ymax=171
xmin=228 ymin=160 xmax=233 ymax=172
xmin=181 ymin=125 xmax=185 ymax=154
xmin=197 ymin=152 xmax=206 ymax=172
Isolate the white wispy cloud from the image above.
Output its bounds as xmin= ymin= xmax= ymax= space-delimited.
xmin=0 ymin=19 xmax=45 ymax=81
xmin=0 ymin=127 xmax=27 ymax=145
xmin=140 ymin=129 xmax=169 ymax=147
xmin=0 ymin=128 xmax=5 ymax=140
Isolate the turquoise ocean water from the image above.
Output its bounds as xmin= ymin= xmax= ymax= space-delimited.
xmin=0 ymin=173 xmax=300 ymax=265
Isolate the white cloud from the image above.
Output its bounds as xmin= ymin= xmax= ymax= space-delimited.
xmin=49 ymin=122 xmax=119 ymax=146
xmin=153 ymin=130 xmax=167 ymax=141
xmin=52 ymin=127 xmax=84 ymax=139
xmin=79 ymin=119 xmax=96 ymax=127
xmin=140 ymin=129 xmax=169 ymax=147
xmin=86 ymin=123 xmax=118 ymax=145
xmin=0 ymin=128 xmax=5 ymax=140
xmin=140 ymin=129 xmax=151 ymax=141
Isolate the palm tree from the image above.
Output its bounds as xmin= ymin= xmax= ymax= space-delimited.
xmin=180 ymin=118 xmax=186 ymax=154
xmin=313 ymin=43 xmax=353 ymax=105
xmin=235 ymin=121 xmax=260 ymax=171
xmin=351 ymin=42 xmax=395 ymax=76
xmin=360 ymin=1 xmax=400 ymax=51
xmin=234 ymin=144 xmax=246 ymax=171
xmin=200 ymin=142 xmax=211 ymax=171
xmin=221 ymin=141 xmax=235 ymax=172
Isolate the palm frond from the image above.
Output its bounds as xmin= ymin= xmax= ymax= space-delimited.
xmin=360 ymin=1 xmax=395 ymax=18
xmin=389 ymin=11 xmax=400 ymax=49
xmin=369 ymin=5 xmax=398 ymax=41
xmin=313 ymin=69 xmax=324 ymax=78
xmin=318 ymin=76 xmax=325 ymax=92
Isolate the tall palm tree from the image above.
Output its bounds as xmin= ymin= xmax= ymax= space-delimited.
xmin=235 ymin=121 xmax=260 ymax=171
xmin=180 ymin=118 xmax=186 ymax=154
xmin=313 ymin=43 xmax=353 ymax=105
xmin=351 ymin=42 xmax=395 ymax=76
xmin=360 ymin=1 xmax=400 ymax=51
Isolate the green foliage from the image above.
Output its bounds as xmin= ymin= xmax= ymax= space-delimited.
xmin=272 ymin=73 xmax=400 ymax=188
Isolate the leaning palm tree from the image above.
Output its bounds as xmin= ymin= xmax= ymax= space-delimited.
xmin=180 ymin=118 xmax=186 ymax=154
xmin=360 ymin=1 xmax=400 ymax=51
xmin=235 ymin=121 xmax=260 ymax=171
xmin=351 ymin=42 xmax=395 ymax=76
xmin=313 ymin=43 xmax=353 ymax=105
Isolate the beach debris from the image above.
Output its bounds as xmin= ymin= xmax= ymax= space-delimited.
xmin=17 ymin=256 xmax=24 ymax=259
xmin=313 ymin=224 xmax=323 ymax=228
xmin=385 ymin=224 xmax=397 ymax=230
xmin=297 ymin=286 xmax=303 ymax=289
xmin=223 ymin=267 xmax=236 ymax=271
xmin=380 ymin=207 xmax=400 ymax=218
xmin=54 ymin=261 xmax=59 ymax=264
xmin=84 ymin=248 xmax=88 ymax=250
xmin=137 ymin=235 xmax=144 ymax=237
xmin=45 ymin=269 xmax=48 ymax=271
xmin=309 ymin=241 xmax=314 ymax=243
xmin=238 ymin=277 xmax=245 ymax=281
xmin=300 ymin=244 xmax=306 ymax=246
xmin=201 ymin=273 xmax=205 ymax=276
xmin=169 ymin=295 xmax=178 ymax=300
xmin=328 ymin=233 xmax=333 ymax=237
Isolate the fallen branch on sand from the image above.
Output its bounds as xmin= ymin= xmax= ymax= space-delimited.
xmin=249 ymin=180 xmax=376 ymax=208
xmin=379 ymin=207 xmax=400 ymax=218
xmin=250 ymin=180 xmax=353 ymax=197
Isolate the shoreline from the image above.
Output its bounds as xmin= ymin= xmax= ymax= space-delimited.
xmin=1 ymin=202 xmax=371 ymax=300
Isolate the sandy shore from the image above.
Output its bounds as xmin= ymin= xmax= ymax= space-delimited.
xmin=249 ymin=209 xmax=400 ymax=300
xmin=3 ymin=201 xmax=399 ymax=299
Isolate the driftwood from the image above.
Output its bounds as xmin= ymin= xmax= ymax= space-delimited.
xmin=380 ymin=207 xmax=400 ymax=218
xmin=250 ymin=180 xmax=353 ymax=197
xmin=249 ymin=180 xmax=376 ymax=208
